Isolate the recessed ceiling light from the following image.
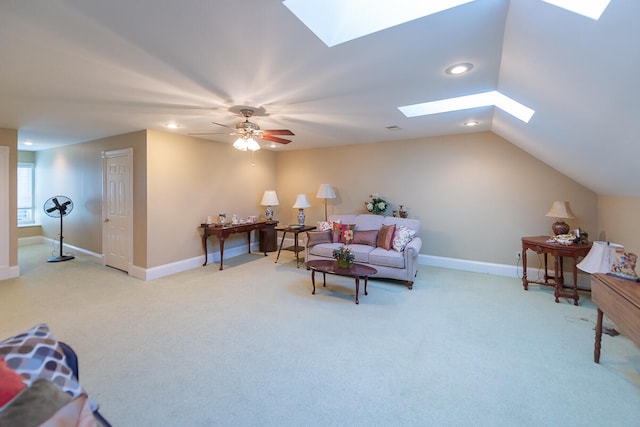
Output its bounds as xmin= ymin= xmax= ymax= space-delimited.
xmin=165 ymin=123 xmax=180 ymax=129
xmin=283 ymin=0 xmax=475 ymax=47
xmin=398 ymin=90 xmax=535 ymax=123
xmin=386 ymin=125 xmax=402 ymax=131
xmin=445 ymin=63 xmax=474 ymax=75
xmin=24 ymin=140 xmax=33 ymax=146
xmin=463 ymin=120 xmax=479 ymax=127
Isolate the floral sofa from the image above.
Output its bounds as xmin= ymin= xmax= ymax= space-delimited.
xmin=304 ymin=214 xmax=422 ymax=289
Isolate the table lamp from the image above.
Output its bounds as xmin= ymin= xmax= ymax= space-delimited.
xmin=260 ymin=190 xmax=279 ymax=221
xmin=545 ymin=201 xmax=575 ymax=235
xmin=578 ymin=241 xmax=639 ymax=281
xmin=292 ymin=194 xmax=311 ymax=226
xmin=316 ymin=184 xmax=336 ymax=221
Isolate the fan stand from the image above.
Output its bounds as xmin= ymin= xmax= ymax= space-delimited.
xmin=48 ymin=214 xmax=74 ymax=262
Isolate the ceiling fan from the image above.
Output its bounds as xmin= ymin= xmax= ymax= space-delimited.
xmin=189 ymin=108 xmax=295 ymax=147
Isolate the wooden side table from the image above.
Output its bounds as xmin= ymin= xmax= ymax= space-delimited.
xmin=275 ymin=225 xmax=316 ymax=268
xmin=591 ymin=273 xmax=640 ymax=363
xmin=521 ymin=236 xmax=592 ymax=305
xmin=259 ymin=220 xmax=279 ymax=252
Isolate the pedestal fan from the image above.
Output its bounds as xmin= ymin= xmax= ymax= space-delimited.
xmin=43 ymin=196 xmax=75 ymax=262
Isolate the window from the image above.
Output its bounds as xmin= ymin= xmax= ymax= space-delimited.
xmin=17 ymin=163 xmax=35 ymax=224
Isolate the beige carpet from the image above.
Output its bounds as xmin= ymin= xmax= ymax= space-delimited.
xmin=2 ymin=243 xmax=640 ymax=426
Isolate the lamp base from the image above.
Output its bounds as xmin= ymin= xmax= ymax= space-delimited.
xmin=297 ymin=208 xmax=305 ymax=226
xmin=265 ymin=206 xmax=273 ymax=221
xmin=552 ymin=221 xmax=570 ymax=235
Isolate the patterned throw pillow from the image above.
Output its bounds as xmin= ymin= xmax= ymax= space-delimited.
xmin=338 ymin=224 xmax=356 ymax=244
xmin=0 ymin=324 xmax=88 ymax=406
xmin=376 ymin=224 xmax=396 ymax=250
xmin=0 ymin=358 xmax=26 ymax=407
xmin=392 ymin=226 xmax=416 ymax=252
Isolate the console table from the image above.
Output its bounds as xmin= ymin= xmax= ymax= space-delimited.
xmin=200 ymin=221 xmax=267 ymax=270
xmin=592 ymin=273 xmax=640 ymax=363
xmin=521 ymin=236 xmax=592 ymax=305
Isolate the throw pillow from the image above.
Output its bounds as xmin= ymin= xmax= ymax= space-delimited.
xmin=0 ymin=324 xmax=88 ymax=407
xmin=0 ymin=378 xmax=73 ymax=426
xmin=376 ymin=224 xmax=396 ymax=250
xmin=0 ymin=358 xmax=25 ymax=407
xmin=392 ymin=226 xmax=416 ymax=252
xmin=338 ymin=224 xmax=356 ymax=244
xmin=352 ymin=230 xmax=379 ymax=246
xmin=306 ymin=230 xmax=332 ymax=246
xmin=318 ymin=219 xmax=341 ymax=232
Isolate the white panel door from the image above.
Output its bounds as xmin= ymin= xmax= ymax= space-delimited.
xmin=103 ymin=149 xmax=132 ymax=273
xmin=0 ymin=147 xmax=9 ymax=277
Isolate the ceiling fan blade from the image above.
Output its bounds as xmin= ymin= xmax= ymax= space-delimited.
xmin=46 ymin=206 xmax=58 ymax=214
xmin=188 ymin=132 xmax=235 ymax=136
xmin=263 ymin=129 xmax=294 ymax=136
xmin=261 ymin=135 xmax=291 ymax=144
xmin=211 ymin=121 xmax=235 ymax=130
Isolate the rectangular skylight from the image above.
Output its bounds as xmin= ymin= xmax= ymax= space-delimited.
xmin=398 ymin=91 xmax=535 ymax=123
xmin=282 ymin=0 xmax=475 ymax=47
xmin=541 ymin=0 xmax=611 ymax=20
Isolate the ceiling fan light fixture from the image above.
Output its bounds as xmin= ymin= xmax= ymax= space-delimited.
xmin=247 ymin=137 xmax=261 ymax=151
xmin=233 ymin=137 xmax=248 ymax=151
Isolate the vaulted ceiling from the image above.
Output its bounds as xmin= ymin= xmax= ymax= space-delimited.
xmin=1 ymin=0 xmax=638 ymax=196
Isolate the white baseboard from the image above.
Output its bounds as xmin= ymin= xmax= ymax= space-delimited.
xmin=0 ymin=265 xmax=19 ymax=280
xmin=16 ymin=236 xmax=592 ymax=289
xmin=419 ymin=254 xmax=592 ymax=290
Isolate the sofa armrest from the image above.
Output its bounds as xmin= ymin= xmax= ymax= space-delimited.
xmin=404 ymin=236 xmax=422 ymax=257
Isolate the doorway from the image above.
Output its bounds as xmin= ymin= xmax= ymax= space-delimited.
xmin=102 ymin=148 xmax=133 ymax=273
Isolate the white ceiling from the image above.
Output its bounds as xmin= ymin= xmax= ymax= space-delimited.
xmin=1 ymin=0 xmax=638 ymax=196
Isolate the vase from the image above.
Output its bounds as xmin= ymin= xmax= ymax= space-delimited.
xmin=337 ymin=258 xmax=352 ymax=269
xmin=399 ymin=205 xmax=408 ymax=218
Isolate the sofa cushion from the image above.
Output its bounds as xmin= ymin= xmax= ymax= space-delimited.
xmin=346 ymin=244 xmax=375 ymax=263
xmin=309 ymin=242 xmax=343 ymax=258
xmin=0 ymin=324 xmax=93 ymax=410
xmin=317 ymin=219 xmax=340 ymax=232
xmin=352 ymin=230 xmax=378 ymax=246
xmin=369 ymin=247 xmax=406 ymax=269
xmin=306 ymin=230 xmax=332 ymax=246
xmin=392 ymin=226 xmax=417 ymax=252
xmin=376 ymin=224 xmax=396 ymax=250
xmin=0 ymin=378 xmax=74 ymax=426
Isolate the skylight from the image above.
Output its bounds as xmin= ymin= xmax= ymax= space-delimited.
xmin=398 ymin=91 xmax=535 ymax=123
xmin=282 ymin=0 xmax=475 ymax=47
xmin=541 ymin=0 xmax=611 ymax=20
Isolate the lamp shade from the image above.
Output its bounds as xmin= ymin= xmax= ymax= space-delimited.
xmin=292 ymin=194 xmax=311 ymax=208
xmin=545 ymin=201 xmax=575 ymax=219
xmin=260 ymin=190 xmax=279 ymax=206
xmin=316 ymin=184 xmax=336 ymax=199
xmin=577 ymin=241 xmax=623 ymax=273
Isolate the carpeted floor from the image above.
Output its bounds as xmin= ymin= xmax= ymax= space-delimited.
xmin=2 ymin=243 xmax=640 ymax=426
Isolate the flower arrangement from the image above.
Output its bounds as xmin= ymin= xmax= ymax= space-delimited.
xmin=365 ymin=193 xmax=388 ymax=215
xmin=333 ymin=246 xmax=355 ymax=268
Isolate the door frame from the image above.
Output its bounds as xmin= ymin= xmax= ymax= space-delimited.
xmin=102 ymin=148 xmax=133 ymax=275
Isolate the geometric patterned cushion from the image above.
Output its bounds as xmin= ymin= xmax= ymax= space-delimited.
xmin=0 ymin=324 xmax=87 ymax=404
xmin=392 ymin=226 xmax=416 ymax=252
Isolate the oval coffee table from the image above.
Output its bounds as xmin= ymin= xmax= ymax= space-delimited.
xmin=306 ymin=259 xmax=377 ymax=304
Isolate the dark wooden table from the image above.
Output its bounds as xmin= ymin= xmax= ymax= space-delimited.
xmin=521 ymin=236 xmax=592 ymax=305
xmin=200 ymin=221 xmax=267 ymax=270
xmin=274 ymin=225 xmax=316 ymax=268
xmin=307 ymin=259 xmax=377 ymax=304
xmin=259 ymin=220 xmax=279 ymax=252
xmin=592 ymin=273 xmax=640 ymax=363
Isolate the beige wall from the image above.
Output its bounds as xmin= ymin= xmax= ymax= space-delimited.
xmin=596 ymin=196 xmax=640 ymax=255
xmin=35 ymin=131 xmax=148 ymax=265
xmin=16 ymin=128 xmax=638 ymax=276
xmin=0 ymin=129 xmax=18 ymax=268
xmin=276 ymin=132 xmax=597 ymax=265
xmin=139 ymin=130 xmax=277 ymax=268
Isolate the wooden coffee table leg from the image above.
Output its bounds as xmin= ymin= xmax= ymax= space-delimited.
xmin=355 ymin=277 xmax=360 ymax=304
xmin=364 ymin=276 xmax=368 ymax=295
xmin=311 ymin=270 xmax=316 ymax=295
xmin=322 ymin=272 xmax=326 ymax=287
xmin=595 ymin=308 xmax=603 ymax=363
